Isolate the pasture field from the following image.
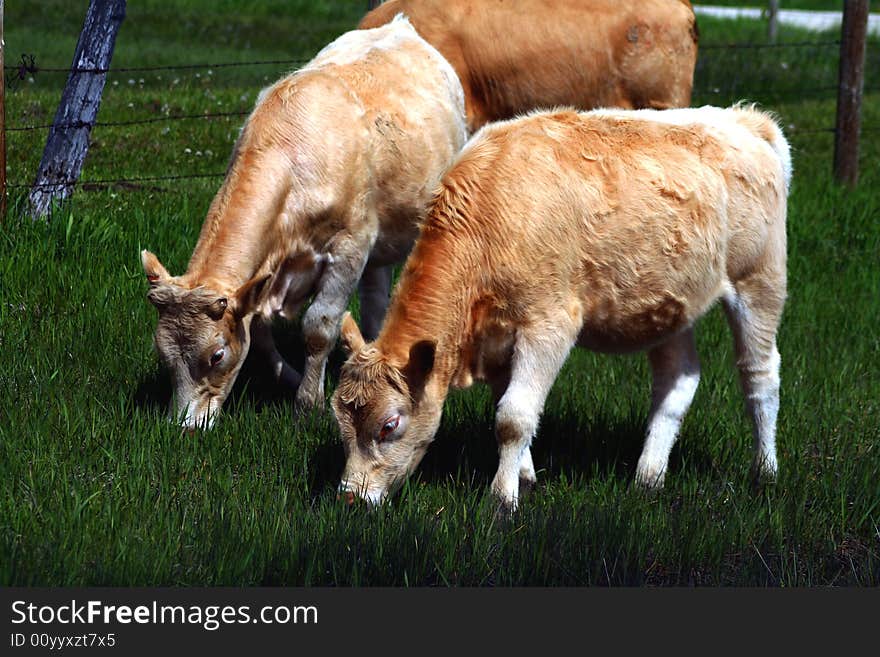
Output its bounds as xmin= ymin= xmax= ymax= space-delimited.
xmin=1 ymin=1 xmax=878 ymax=586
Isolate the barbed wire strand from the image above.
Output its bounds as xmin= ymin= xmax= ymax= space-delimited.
xmin=5 ymin=58 xmax=311 ymax=75
xmin=4 ymin=39 xmax=875 ymax=194
xmin=10 ymin=123 xmax=880 ymax=192
xmin=6 ymin=111 xmax=251 ymax=132
xmin=3 ymin=39 xmax=844 ymax=77
xmin=7 ymin=173 xmax=226 ymax=190
xmin=3 ymin=86 xmax=844 ymax=133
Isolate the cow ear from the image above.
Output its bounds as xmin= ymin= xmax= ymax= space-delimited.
xmin=339 ymin=312 xmax=365 ymax=356
xmin=403 ymin=339 xmax=436 ymax=400
xmin=233 ymin=272 xmax=272 ymax=318
xmin=141 ymin=250 xmax=170 ymax=287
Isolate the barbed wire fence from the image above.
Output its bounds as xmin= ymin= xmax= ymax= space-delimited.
xmin=2 ymin=18 xmax=876 ymax=197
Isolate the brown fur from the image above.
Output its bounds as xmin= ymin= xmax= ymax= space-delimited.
xmin=333 ymin=104 xmax=790 ymax=506
xmin=360 ymin=0 xmax=698 ymax=131
xmin=142 ymin=19 xmax=466 ymax=428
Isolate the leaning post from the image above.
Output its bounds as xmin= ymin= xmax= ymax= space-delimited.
xmin=26 ymin=0 xmax=126 ymax=220
xmin=833 ymin=0 xmax=869 ymax=187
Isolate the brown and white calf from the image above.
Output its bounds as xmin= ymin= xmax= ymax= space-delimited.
xmin=141 ymin=17 xmax=466 ymax=429
xmin=360 ymin=0 xmax=699 ymax=132
xmin=332 ymin=104 xmax=791 ymax=509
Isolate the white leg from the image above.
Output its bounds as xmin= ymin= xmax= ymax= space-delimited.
xmin=518 ymin=447 xmax=536 ymax=489
xmin=723 ymin=290 xmax=782 ymax=482
xmin=357 ymin=264 xmax=393 ymax=341
xmin=492 ymin=323 xmax=576 ymax=510
xmin=635 ymin=329 xmax=701 ymax=489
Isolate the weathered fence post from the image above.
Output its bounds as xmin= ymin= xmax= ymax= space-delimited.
xmin=1 ymin=0 xmax=7 ymax=222
xmin=767 ymin=0 xmax=780 ymax=43
xmin=833 ymin=0 xmax=869 ymax=187
xmin=368 ymin=1 xmax=383 ymax=10
xmin=27 ymin=0 xmax=126 ymax=219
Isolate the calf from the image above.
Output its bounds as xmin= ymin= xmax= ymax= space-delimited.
xmin=141 ymin=17 xmax=466 ymax=429
xmin=360 ymin=0 xmax=699 ymax=132
xmin=332 ymin=104 xmax=791 ymax=509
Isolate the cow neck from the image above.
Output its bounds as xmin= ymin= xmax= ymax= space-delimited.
xmin=183 ymin=151 xmax=289 ymax=295
xmin=375 ymin=225 xmax=480 ymax=396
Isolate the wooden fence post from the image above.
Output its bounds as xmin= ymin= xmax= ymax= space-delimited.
xmin=767 ymin=0 xmax=780 ymax=43
xmin=26 ymin=0 xmax=126 ymax=220
xmin=833 ymin=0 xmax=870 ymax=187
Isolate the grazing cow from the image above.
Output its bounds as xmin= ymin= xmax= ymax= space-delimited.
xmin=333 ymin=104 xmax=791 ymax=510
xmin=359 ymin=0 xmax=699 ymax=132
xmin=141 ymin=16 xmax=466 ymax=429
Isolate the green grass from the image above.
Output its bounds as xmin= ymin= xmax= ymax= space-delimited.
xmin=1 ymin=3 xmax=879 ymax=586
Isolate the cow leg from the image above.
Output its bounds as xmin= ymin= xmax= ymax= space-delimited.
xmin=296 ymin=239 xmax=369 ymax=411
xmin=635 ymin=328 xmax=701 ymax=489
xmin=488 ymin=362 xmax=536 ymax=495
xmin=250 ymin=315 xmax=302 ymax=390
xmin=492 ymin=321 xmax=577 ymax=511
xmin=357 ymin=263 xmax=392 ymax=341
xmin=722 ymin=281 xmax=784 ymax=484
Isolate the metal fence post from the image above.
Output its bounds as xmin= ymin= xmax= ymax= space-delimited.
xmin=833 ymin=0 xmax=870 ymax=187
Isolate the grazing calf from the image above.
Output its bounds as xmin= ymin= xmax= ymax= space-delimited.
xmin=141 ymin=17 xmax=466 ymax=429
xmin=360 ymin=0 xmax=699 ymax=132
xmin=332 ymin=104 xmax=791 ymax=509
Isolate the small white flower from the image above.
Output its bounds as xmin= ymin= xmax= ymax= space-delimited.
xmin=205 ymin=150 xmax=213 ymax=156
xmin=113 ymin=80 xmax=119 ymax=86
xmin=195 ymin=73 xmax=201 ymax=78
xmin=184 ymin=147 xmax=192 ymax=154
xmin=128 ymin=79 xmax=135 ymax=85
xmin=195 ymin=150 xmax=203 ymax=157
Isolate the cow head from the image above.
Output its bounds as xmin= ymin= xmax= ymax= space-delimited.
xmin=331 ymin=312 xmax=442 ymax=505
xmin=141 ymin=249 xmax=271 ymax=431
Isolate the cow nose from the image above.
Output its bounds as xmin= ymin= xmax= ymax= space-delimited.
xmin=337 ymin=491 xmax=356 ymax=506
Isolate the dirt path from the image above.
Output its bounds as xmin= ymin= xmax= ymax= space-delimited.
xmin=694 ymin=5 xmax=880 ymax=36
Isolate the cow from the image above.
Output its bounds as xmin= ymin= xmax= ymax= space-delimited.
xmin=141 ymin=16 xmax=466 ymax=429
xmin=332 ymin=104 xmax=791 ymax=510
xmin=359 ymin=0 xmax=699 ymax=132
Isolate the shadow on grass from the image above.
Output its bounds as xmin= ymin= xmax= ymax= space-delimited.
xmin=133 ymin=318 xmax=348 ymax=415
xmin=402 ymin=401 xmax=656 ymax=492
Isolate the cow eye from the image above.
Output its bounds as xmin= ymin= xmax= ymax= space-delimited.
xmin=209 ymin=348 xmax=225 ymax=367
xmin=378 ymin=415 xmax=400 ymax=441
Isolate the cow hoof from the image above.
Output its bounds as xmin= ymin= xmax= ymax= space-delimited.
xmin=634 ymin=463 xmax=666 ymax=491
xmin=750 ymin=461 xmax=777 ymax=492
xmin=294 ymin=395 xmax=326 ymax=416
xmin=518 ymin=476 xmax=536 ymax=498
